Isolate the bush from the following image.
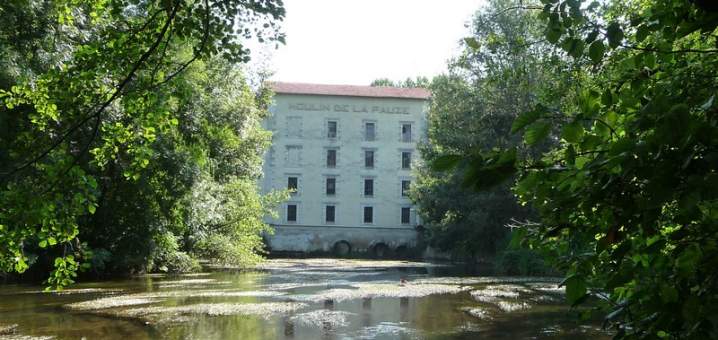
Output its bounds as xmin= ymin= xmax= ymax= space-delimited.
xmin=494 ymin=248 xmax=554 ymax=276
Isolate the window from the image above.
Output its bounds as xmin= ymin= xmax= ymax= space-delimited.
xmin=365 ymin=122 xmax=376 ymax=141
xmin=401 ymin=207 xmax=411 ymax=225
xmin=326 ymin=149 xmax=337 ymax=168
xmin=327 ymin=120 xmax=337 ymax=139
xmin=326 ymin=177 xmax=336 ymax=196
xmin=325 ymin=205 xmax=336 ymax=223
xmin=287 ymin=204 xmax=297 ymax=222
xmin=363 ymin=206 xmax=373 ymax=224
xmin=401 ymin=180 xmax=411 ymax=197
xmin=401 ymin=123 xmax=412 ymax=142
xmin=401 ymin=151 xmax=412 ymax=169
xmin=364 ymin=178 xmax=374 ymax=197
xmin=287 ymin=176 xmax=298 ymax=193
xmin=364 ymin=150 xmax=375 ymax=168
xmin=286 ymin=145 xmax=302 ymax=167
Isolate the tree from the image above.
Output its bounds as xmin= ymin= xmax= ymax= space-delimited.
xmin=439 ymin=0 xmax=718 ymax=337
xmin=0 ymin=0 xmax=285 ymax=288
xmin=412 ymin=0 xmax=569 ymax=262
xmin=370 ymin=76 xmax=431 ymax=88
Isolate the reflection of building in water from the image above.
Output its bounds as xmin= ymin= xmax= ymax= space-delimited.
xmin=283 ymin=317 xmax=294 ymax=338
xmin=262 ymin=82 xmax=430 ymax=256
xmin=400 ymin=297 xmax=410 ymax=322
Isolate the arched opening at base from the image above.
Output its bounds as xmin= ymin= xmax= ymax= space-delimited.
xmin=333 ymin=241 xmax=352 ymax=257
xmin=371 ymin=243 xmax=389 ymax=259
xmin=394 ymin=245 xmax=409 ymax=259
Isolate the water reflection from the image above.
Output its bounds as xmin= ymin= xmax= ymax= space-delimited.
xmin=0 ymin=259 xmax=611 ymax=340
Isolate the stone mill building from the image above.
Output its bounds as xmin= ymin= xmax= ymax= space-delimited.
xmin=261 ymin=82 xmax=430 ymax=256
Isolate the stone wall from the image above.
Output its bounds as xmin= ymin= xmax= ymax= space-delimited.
xmin=266 ymin=225 xmax=419 ymax=257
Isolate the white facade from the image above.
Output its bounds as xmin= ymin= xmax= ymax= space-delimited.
xmin=262 ymin=83 xmax=430 ymax=255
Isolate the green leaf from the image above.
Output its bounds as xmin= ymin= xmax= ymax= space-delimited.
xmin=588 ymin=41 xmax=605 ymax=63
xmin=545 ymin=24 xmax=563 ymax=44
xmin=48 ymin=237 xmax=57 ymax=246
xmin=606 ymin=22 xmax=624 ymax=48
xmin=659 ymin=284 xmax=678 ymax=303
xmin=430 ymin=155 xmax=463 ymax=172
xmin=524 ymin=121 xmax=552 ymax=145
xmin=88 ymin=204 xmax=96 ymax=214
xmin=39 ymin=240 xmax=48 ymax=248
xmin=636 ymin=24 xmax=650 ymax=42
xmin=561 ymin=38 xmax=585 ymax=58
xmin=464 ymin=37 xmax=480 ymax=51
xmin=564 ymin=275 xmax=588 ymax=305
xmin=511 ymin=105 xmax=546 ymax=133
xmin=561 ymin=121 xmax=584 ymax=143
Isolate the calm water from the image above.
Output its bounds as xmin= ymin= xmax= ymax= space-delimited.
xmin=0 ymin=259 xmax=610 ymax=339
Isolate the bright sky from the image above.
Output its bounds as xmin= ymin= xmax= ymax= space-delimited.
xmin=253 ymin=0 xmax=486 ymax=86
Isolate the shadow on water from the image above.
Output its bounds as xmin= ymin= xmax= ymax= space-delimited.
xmin=0 ymin=258 xmax=611 ymax=340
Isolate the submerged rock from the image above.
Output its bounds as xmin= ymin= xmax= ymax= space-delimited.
xmin=470 ymin=287 xmax=519 ymax=303
xmin=52 ymin=288 xmax=124 ymax=295
xmin=155 ymin=278 xmax=231 ymax=288
xmin=116 ymin=302 xmax=307 ymax=323
xmin=528 ymin=283 xmax=565 ymax=294
xmin=64 ymin=288 xmax=287 ymax=311
xmin=0 ymin=326 xmax=54 ymax=340
xmin=65 ymin=297 xmax=160 ymax=311
xmin=496 ymin=301 xmax=531 ymax=312
xmin=460 ymin=307 xmax=492 ymax=320
xmin=0 ymin=324 xmax=18 ymax=335
xmin=290 ymin=283 xmax=469 ymax=302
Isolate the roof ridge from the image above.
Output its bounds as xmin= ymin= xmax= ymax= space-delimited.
xmin=268 ymin=81 xmax=431 ymax=99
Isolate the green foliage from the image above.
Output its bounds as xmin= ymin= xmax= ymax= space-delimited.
xmin=0 ymin=0 xmax=285 ymax=288
xmin=449 ymin=0 xmax=718 ymax=338
xmin=370 ymin=76 xmax=431 ymax=88
xmin=412 ymin=0 xmax=570 ymax=260
xmin=494 ymin=248 xmax=554 ymax=276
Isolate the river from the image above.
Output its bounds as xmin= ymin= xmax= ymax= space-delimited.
xmin=0 ymin=259 xmax=611 ymax=339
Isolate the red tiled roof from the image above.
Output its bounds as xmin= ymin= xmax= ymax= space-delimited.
xmin=270 ymin=82 xmax=431 ymax=99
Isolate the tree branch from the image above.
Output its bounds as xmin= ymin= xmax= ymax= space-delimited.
xmin=1 ymin=1 xmax=182 ymax=182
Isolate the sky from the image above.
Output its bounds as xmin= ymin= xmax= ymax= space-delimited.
xmin=249 ymin=0 xmax=486 ymax=86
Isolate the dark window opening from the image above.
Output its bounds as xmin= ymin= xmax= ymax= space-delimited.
xmin=365 ymin=122 xmax=376 ymax=141
xmin=364 ymin=179 xmax=374 ymax=196
xmin=326 ymin=177 xmax=336 ymax=195
xmin=365 ymin=150 xmax=375 ymax=168
xmin=401 ymin=124 xmax=412 ymax=142
xmin=402 ymin=151 xmax=411 ymax=169
xmin=327 ymin=149 xmax=337 ymax=167
xmin=401 ymin=207 xmax=411 ymax=224
xmin=288 ymin=177 xmax=298 ymax=192
xmin=401 ymin=180 xmax=411 ymax=197
xmin=287 ymin=204 xmax=297 ymax=222
xmin=363 ymin=206 xmax=373 ymax=224
xmin=327 ymin=121 xmax=337 ymax=138
xmin=325 ymin=205 xmax=335 ymax=223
